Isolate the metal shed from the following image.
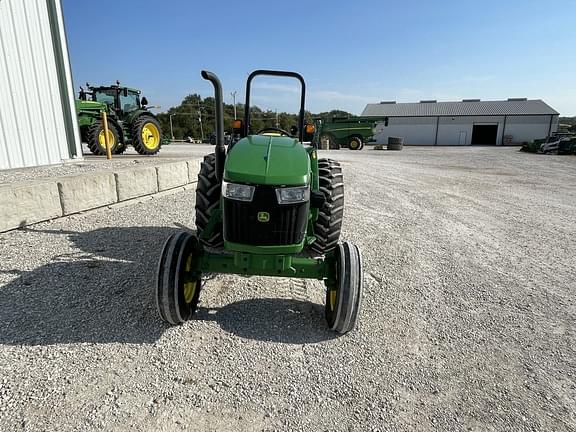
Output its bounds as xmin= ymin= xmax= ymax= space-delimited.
xmin=0 ymin=0 xmax=81 ymax=170
xmin=362 ymin=99 xmax=559 ymax=146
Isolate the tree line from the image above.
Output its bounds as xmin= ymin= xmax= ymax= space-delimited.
xmin=156 ymin=94 xmax=353 ymax=140
xmin=559 ymin=117 xmax=576 ymax=133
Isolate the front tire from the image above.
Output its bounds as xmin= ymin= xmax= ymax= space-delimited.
xmin=325 ymin=242 xmax=363 ymax=334
xmin=132 ymin=116 xmax=162 ymax=155
xmin=156 ymin=231 xmax=202 ymax=324
xmin=195 ymin=153 xmax=224 ymax=247
xmin=311 ymin=159 xmax=344 ymax=255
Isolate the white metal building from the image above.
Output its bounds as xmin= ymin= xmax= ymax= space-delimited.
xmin=362 ymin=99 xmax=559 ymax=146
xmin=0 ymin=0 xmax=81 ymax=170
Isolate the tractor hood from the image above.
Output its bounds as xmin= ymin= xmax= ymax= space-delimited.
xmin=75 ymin=99 xmax=105 ymax=111
xmin=224 ymin=135 xmax=310 ymax=185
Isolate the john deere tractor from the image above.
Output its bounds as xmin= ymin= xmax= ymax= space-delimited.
xmin=76 ymin=83 xmax=163 ymax=156
xmin=155 ymin=70 xmax=363 ymax=334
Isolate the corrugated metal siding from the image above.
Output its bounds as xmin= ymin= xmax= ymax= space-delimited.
xmin=362 ymin=99 xmax=559 ymax=117
xmin=0 ymin=0 xmax=80 ymax=170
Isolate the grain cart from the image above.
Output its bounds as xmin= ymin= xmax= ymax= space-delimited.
xmin=155 ymin=70 xmax=363 ymax=334
xmin=76 ymin=83 xmax=163 ymax=155
xmin=314 ymin=117 xmax=376 ymax=150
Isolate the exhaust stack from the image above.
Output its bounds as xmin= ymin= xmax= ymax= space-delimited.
xmin=201 ymin=70 xmax=225 ymax=182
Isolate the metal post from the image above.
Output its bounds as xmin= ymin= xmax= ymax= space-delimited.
xmin=169 ymin=113 xmax=175 ymax=140
xmin=197 ymin=101 xmax=204 ymax=141
xmin=231 ymin=91 xmax=237 ymax=120
xmin=198 ymin=112 xmax=204 ymax=141
xmin=101 ymin=111 xmax=112 ymax=159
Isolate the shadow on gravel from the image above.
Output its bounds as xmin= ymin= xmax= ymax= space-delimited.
xmin=0 ymin=226 xmax=183 ymax=346
xmin=1 ymin=226 xmax=336 ymax=346
xmin=196 ymin=299 xmax=337 ymax=344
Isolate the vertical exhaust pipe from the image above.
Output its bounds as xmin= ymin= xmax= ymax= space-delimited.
xmin=201 ymin=70 xmax=225 ymax=182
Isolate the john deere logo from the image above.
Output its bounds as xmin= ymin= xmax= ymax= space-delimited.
xmin=257 ymin=212 xmax=270 ymax=223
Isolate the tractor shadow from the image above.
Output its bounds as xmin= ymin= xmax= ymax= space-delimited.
xmin=196 ymin=298 xmax=337 ymax=344
xmin=0 ymin=226 xmax=336 ymax=346
xmin=0 ymin=226 xmax=181 ymax=346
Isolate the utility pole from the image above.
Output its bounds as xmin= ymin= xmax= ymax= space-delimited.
xmin=230 ymin=91 xmax=237 ymax=119
xmin=275 ymin=109 xmax=279 ymax=128
xmin=198 ymin=111 xmax=204 ymax=141
xmin=169 ymin=113 xmax=175 ymax=140
xmin=197 ymin=100 xmax=204 ymax=141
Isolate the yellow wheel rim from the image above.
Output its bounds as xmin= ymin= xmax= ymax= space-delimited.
xmin=183 ymin=255 xmax=196 ymax=304
xmin=98 ymin=130 xmax=115 ymax=149
xmin=350 ymin=139 xmax=359 ymax=149
xmin=141 ymin=122 xmax=160 ymax=150
xmin=183 ymin=281 xmax=197 ymax=304
xmin=329 ymin=289 xmax=337 ymax=311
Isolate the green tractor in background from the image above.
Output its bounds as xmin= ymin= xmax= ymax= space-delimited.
xmin=75 ymin=83 xmax=164 ymax=156
xmin=313 ymin=116 xmax=376 ymax=150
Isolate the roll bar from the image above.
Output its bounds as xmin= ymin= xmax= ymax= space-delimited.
xmin=244 ymin=70 xmax=306 ymax=142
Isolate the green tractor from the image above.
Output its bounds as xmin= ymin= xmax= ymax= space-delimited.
xmin=155 ymin=70 xmax=363 ymax=334
xmin=75 ymin=83 xmax=163 ymax=156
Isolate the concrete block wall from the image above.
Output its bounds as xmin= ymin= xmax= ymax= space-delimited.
xmin=0 ymin=182 xmax=62 ymax=229
xmin=0 ymin=158 xmax=201 ymax=232
xmin=58 ymin=173 xmax=117 ymax=215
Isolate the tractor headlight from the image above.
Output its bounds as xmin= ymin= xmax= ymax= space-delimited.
xmin=222 ymin=181 xmax=255 ymax=202
xmin=275 ymin=186 xmax=310 ymax=205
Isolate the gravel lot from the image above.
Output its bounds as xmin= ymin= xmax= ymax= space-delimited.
xmin=0 ymin=146 xmax=575 ymax=431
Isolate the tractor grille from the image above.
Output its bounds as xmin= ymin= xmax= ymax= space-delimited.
xmin=223 ymin=185 xmax=309 ymax=246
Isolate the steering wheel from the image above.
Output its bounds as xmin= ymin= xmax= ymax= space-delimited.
xmin=257 ymin=127 xmax=291 ymax=137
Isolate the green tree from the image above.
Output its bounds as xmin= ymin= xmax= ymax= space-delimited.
xmin=158 ymin=94 xmax=354 ymax=140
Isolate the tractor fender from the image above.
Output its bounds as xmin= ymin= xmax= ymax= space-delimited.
xmin=126 ymin=109 xmax=156 ymax=125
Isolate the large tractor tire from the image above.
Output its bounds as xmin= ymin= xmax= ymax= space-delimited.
xmin=387 ymin=137 xmax=404 ymax=151
xmin=87 ymin=120 xmax=120 ymax=155
xmin=311 ymin=158 xmax=344 ymax=255
xmin=325 ymin=242 xmax=363 ymax=334
xmin=195 ymin=153 xmax=224 ymax=247
xmin=132 ymin=116 xmax=162 ymax=155
xmin=156 ymin=231 xmax=202 ymax=324
xmin=348 ymin=136 xmax=363 ymax=150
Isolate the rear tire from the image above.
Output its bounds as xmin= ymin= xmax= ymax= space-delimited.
xmin=132 ymin=116 xmax=162 ymax=155
xmin=311 ymin=159 xmax=344 ymax=255
xmin=156 ymin=231 xmax=202 ymax=324
xmin=325 ymin=242 xmax=363 ymax=334
xmin=114 ymin=143 xmax=127 ymax=155
xmin=195 ymin=153 xmax=224 ymax=247
xmin=348 ymin=136 xmax=363 ymax=150
xmin=87 ymin=120 xmax=120 ymax=155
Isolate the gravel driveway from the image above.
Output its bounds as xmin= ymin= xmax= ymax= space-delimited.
xmin=0 ymin=146 xmax=574 ymax=431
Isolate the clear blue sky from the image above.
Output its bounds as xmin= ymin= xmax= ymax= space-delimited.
xmin=63 ymin=0 xmax=576 ymax=115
